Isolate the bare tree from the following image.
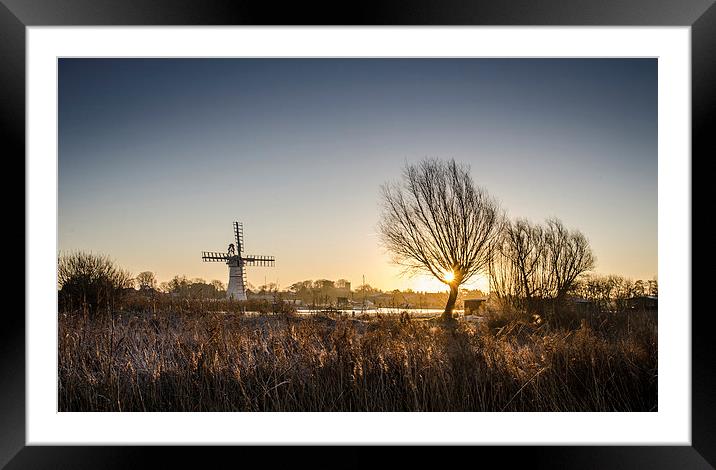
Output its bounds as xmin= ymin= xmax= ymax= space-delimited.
xmin=136 ymin=271 xmax=157 ymax=291
xmin=489 ymin=218 xmax=545 ymax=313
xmin=542 ymin=218 xmax=596 ymax=301
xmin=167 ymin=275 xmax=190 ymax=295
xmin=633 ymin=279 xmax=646 ymax=297
xmin=379 ymin=158 xmax=503 ymax=320
xmin=210 ymin=279 xmax=226 ymax=293
xmin=490 ymin=218 xmax=595 ymax=315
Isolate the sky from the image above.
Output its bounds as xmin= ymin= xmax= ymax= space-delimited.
xmin=58 ymin=58 xmax=657 ymax=293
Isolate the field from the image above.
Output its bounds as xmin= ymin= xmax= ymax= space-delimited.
xmin=58 ymin=298 xmax=657 ymax=412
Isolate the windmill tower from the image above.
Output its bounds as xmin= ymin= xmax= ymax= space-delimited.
xmin=201 ymin=221 xmax=275 ymax=300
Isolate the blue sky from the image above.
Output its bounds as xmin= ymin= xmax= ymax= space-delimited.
xmin=59 ymin=58 xmax=657 ymax=291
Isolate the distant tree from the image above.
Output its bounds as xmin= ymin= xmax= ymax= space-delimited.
xmin=162 ymin=276 xmax=224 ymax=299
xmin=135 ymin=271 xmax=157 ymax=291
xmin=187 ymin=279 xmax=218 ymax=298
xmin=210 ymin=279 xmax=226 ymax=293
xmin=313 ymin=279 xmax=335 ymax=290
xmin=379 ymin=158 xmax=503 ymax=320
xmin=648 ymin=277 xmax=658 ymax=297
xmin=571 ymin=273 xmax=649 ymax=312
xmin=168 ymin=275 xmax=190 ymax=295
xmin=634 ymin=280 xmax=646 ymax=297
xmin=289 ymin=280 xmax=312 ymax=293
xmin=610 ymin=275 xmax=636 ymax=311
xmin=571 ymin=274 xmax=614 ymax=311
xmin=355 ymin=283 xmax=379 ymax=295
xmin=58 ymin=251 xmax=134 ymax=314
xmin=257 ymin=282 xmax=278 ymax=294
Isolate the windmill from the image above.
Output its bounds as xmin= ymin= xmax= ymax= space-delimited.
xmin=201 ymin=221 xmax=275 ymax=300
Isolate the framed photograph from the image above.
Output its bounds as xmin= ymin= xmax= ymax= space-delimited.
xmin=6 ymin=0 xmax=711 ymax=467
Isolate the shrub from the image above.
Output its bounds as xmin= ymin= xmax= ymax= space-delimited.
xmin=58 ymin=251 xmax=134 ymax=315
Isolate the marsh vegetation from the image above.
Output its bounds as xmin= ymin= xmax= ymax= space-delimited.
xmin=58 ymin=294 xmax=656 ymax=412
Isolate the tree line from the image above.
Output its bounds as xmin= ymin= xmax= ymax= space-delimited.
xmin=57 ymin=251 xmax=491 ymax=314
xmin=570 ymin=274 xmax=657 ymax=313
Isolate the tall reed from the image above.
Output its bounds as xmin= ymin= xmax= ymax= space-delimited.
xmin=58 ymin=305 xmax=657 ymax=412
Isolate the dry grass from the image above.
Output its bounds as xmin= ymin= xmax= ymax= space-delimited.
xmin=58 ymin=299 xmax=657 ymax=412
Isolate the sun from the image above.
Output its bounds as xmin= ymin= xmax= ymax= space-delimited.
xmin=443 ymin=270 xmax=455 ymax=283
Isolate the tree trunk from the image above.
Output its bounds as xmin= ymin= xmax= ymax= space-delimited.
xmin=442 ymin=284 xmax=459 ymax=321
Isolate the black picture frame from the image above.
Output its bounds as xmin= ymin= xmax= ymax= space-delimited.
xmin=4 ymin=0 xmax=711 ymax=468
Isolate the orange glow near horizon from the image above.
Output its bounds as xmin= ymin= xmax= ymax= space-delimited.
xmin=408 ymin=273 xmax=488 ymax=294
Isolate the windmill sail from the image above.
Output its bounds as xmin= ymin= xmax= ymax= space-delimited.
xmin=242 ymin=255 xmax=275 ymax=267
xmin=233 ymin=222 xmax=244 ymax=254
xmin=202 ymin=251 xmax=229 ymax=261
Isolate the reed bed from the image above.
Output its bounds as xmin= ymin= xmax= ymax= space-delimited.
xmin=58 ymin=301 xmax=657 ymax=412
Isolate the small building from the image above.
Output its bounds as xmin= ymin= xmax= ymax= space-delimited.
xmin=335 ymin=280 xmax=351 ymax=298
xmin=249 ymin=293 xmax=276 ymax=302
xmin=626 ymin=296 xmax=658 ymax=312
xmin=336 ymin=296 xmax=349 ymax=308
xmin=463 ymin=298 xmax=487 ymax=316
xmin=573 ymin=298 xmax=598 ymax=314
xmin=570 ymin=298 xmax=599 ymax=324
xmin=352 ymin=299 xmax=375 ymax=309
